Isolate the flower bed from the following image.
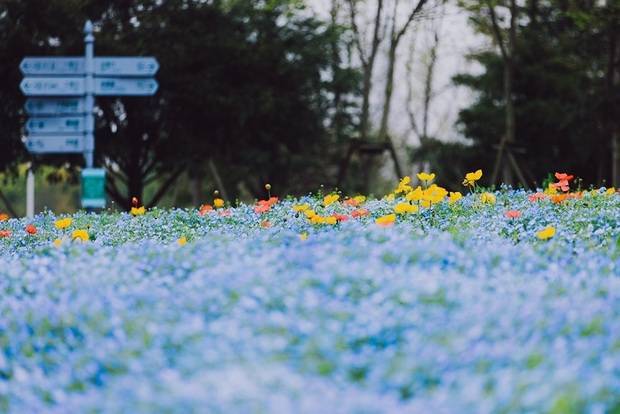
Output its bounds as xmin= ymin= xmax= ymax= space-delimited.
xmin=0 ymin=177 xmax=619 ymax=412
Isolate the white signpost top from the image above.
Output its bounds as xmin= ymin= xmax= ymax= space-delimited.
xmin=20 ymin=57 xmax=159 ymax=76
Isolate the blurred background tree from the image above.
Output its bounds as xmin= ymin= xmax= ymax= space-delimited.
xmin=433 ymin=0 xmax=620 ymax=188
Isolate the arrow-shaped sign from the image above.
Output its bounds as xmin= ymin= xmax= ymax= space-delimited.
xmin=95 ymin=57 xmax=159 ymax=76
xmin=95 ymin=77 xmax=158 ymax=96
xmin=25 ymin=135 xmax=84 ymax=153
xmin=26 ymin=116 xmax=84 ymax=134
xmin=25 ymin=98 xmax=86 ymax=115
xmin=20 ymin=77 xmax=85 ymax=96
xmin=20 ymin=57 xmax=84 ymax=76
xmin=20 ymin=57 xmax=159 ymax=76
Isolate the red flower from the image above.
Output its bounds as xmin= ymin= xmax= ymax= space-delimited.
xmin=551 ymin=180 xmax=570 ymax=192
xmin=528 ymin=193 xmax=547 ymax=202
xmin=554 ymin=172 xmax=574 ymax=181
xmin=351 ymin=208 xmax=370 ymax=218
xmin=198 ymin=204 xmax=213 ymax=216
xmin=254 ymin=197 xmax=278 ymax=214
xmin=25 ymin=224 xmax=37 ymax=235
xmin=505 ymin=210 xmax=521 ymax=219
xmin=333 ymin=214 xmax=349 ymax=222
xmin=0 ymin=230 xmax=11 ymax=238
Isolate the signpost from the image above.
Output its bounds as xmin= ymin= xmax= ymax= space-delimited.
xmin=19 ymin=20 xmax=159 ymax=210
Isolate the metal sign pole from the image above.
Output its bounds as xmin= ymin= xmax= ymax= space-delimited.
xmin=84 ymin=20 xmax=95 ymax=169
xmin=26 ymin=168 xmax=35 ymax=218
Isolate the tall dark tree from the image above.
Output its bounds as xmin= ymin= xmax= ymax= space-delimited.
xmin=447 ymin=0 xmax=619 ymax=187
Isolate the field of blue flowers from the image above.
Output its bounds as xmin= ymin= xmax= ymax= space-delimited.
xmin=0 ymin=175 xmax=619 ymax=413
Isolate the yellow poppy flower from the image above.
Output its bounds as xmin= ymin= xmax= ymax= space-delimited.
xmin=480 ymin=192 xmax=496 ymax=204
xmin=462 ymin=169 xmax=483 ymax=186
xmin=417 ymin=172 xmax=436 ymax=182
xmin=72 ymin=229 xmax=89 ymax=242
xmin=395 ymin=176 xmax=413 ymax=194
xmin=406 ymin=186 xmax=424 ymax=202
xmin=323 ymin=194 xmax=340 ymax=207
xmin=375 ymin=214 xmax=396 ymax=226
xmin=130 ymin=206 xmax=146 ymax=216
xmin=324 ymin=216 xmax=337 ymax=225
xmin=304 ymin=209 xmax=317 ymax=219
xmin=54 ymin=217 xmax=72 ymax=230
xmin=293 ymin=203 xmax=311 ymax=212
xmin=448 ymin=192 xmax=463 ymax=204
xmin=394 ymin=202 xmax=419 ymax=214
xmin=213 ymin=198 xmax=225 ymax=208
xmin=177 ymin=236 xmax=187 ymax=246
xmin=537 ymin=226 xmax=556 ymax=240
xmin=353 ymin=195 xmax=366 ymax=204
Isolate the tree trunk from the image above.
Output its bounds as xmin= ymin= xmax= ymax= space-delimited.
xmin=609 ymin=16 xmax=620 ymax=187
xmin=503 ymin=0 xmax=517 ymax=186
xmin=378 ymin=42 xmax=397 ymax=142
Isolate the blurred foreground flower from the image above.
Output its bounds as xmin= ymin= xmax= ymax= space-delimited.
xmin=55 ymin=217 xmax=72 ymax=230
xmin=537 ymin=226 xmax=556 ymax=240
xmin=375 ymin=214 xmax=396 ymax=227
xmin=72 ymin=229 xmax=89 ymax=242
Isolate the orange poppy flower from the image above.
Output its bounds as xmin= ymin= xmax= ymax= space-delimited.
xmin=505 ymin=210 xmax=521 ymax=219
xmin=351 ymin=208 xmax=370 ymax=218
xmin=25 ymin=224 xmax=37 ymax=235
xmin=333 ymin=214 xmax=349 ymax=222
xmin=199 ymin=204 xmax=213 ymax=216
xmin=528 ymin=193 xmax=547 ymax=202
xmin=551 ymin=194 xmax=568 ymax=204
xmin=260 ymin=220 xmax=271 ymax=228
xmin=0 ymin=213 xmax=8 ymax=222
xmin=0 ymin=230 xmax=10 ymax=238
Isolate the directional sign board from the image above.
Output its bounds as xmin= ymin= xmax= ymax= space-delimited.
xmin=81 ymin=168 xmax=106 ymax=208
xmin=20 ymin=57 xmax=84 ymax=76
xmin=20 ymin=57 xmax=158 ymax=76
xmin=95 ymin=77 xmax=158 ymax=96
xmin=20 ymin=77 xmax=85 ymax=96
xmin=94 ymin=57 xmax=159 ymax=76
xmin=25 ymin=135 xmax=84 ymax=154
xmin=26 ymin=116 xmax=84 ymax=134
xmin=25 ymin=98 xmax=86 ymax=115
